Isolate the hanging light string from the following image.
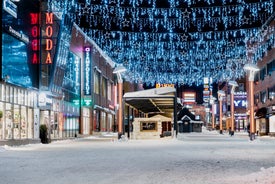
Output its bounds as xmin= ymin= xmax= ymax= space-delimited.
xmin=246 ymin=12 xmax=275 ymax=64
xmin=47 ymin=0 xmax=274 ymax=85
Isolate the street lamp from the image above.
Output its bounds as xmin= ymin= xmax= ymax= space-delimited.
xmin=113 ymin=65 xmax=127 ymax=139
xmin=218 ymin=90 xmax=225 ymax=134
xmin=210 ymin=96 xmax=216 ymax=130
xmin=228 ymin=80 xmax=238 ymax=136
xmin=244 ymin=63 xmax=259 ymax=141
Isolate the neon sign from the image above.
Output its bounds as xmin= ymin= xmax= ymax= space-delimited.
xmin=234 ymin=92 xmax=247 ymax=108
xmin=74 ymin=56 xmax=80 ymax=92
xmin=156 ymin=83 xmax=175 ymax=88
xmin=43 ymin=12 xmax=53 ymax=64
xmin=84 ymin=47 xmax=91 ymax=95
xmin=30 ymin=13 xmax=40 ymax=64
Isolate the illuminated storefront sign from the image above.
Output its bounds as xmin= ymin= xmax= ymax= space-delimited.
xmin=84 ymin=47 xmax=91 ymax=95
xmin=30 ymin=13 xmax=40 ymax=64
xmin=234 ymin=92 xmax=247 ymax=108
xmin=42 ymin=12 xmax=54 ymax=64
xmin=8 ymin=26 xmax=29 ymax=43
xmin=203 ymin=77 xmax=211 ymax=102
xmin=156 ymin=83 xmax=175 ymax=88
xmin=30 ymin=12 xmax=54 ymax=64
xmin=73 ymin=98 xmax=93 ymax=106
xmin=182 ymin=92 xmax=196 ymax=104
xmin=3 ymin=0 xmax=17 ymax=18
xmin=74 ymin=56 xmax=80 ymax=90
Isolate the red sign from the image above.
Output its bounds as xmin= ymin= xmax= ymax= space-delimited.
xmin=43 ymin=12 xmax=53 ymax=64
xmin=30 ymin=13 xmax=40 ymax=64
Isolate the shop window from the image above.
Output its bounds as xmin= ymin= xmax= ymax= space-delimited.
xmin=140 ymin=122 xmax=157 ymax=131
xmin=102 ymin=77 xmax=107 ymax=97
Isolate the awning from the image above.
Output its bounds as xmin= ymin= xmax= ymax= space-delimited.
xmin=255 ymin=107 xmax=267 ymax=118
xmin=123 ymin=87 xmax=182 ymax=118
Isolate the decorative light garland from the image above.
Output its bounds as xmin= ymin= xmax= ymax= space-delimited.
xmin=48 ymin=0 xmax=275 ymax=85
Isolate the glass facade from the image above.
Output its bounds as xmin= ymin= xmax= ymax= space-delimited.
xmin=2 ymin=33 xmax=35 ymax=87
xmin=1 ymin=0 xmax=116 ymax=144
xmin=0 ymin=84 xmax=37 ymax=140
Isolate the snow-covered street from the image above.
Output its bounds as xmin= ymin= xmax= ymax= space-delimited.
xmin=1 ymin=130 xmax=275 ymax=184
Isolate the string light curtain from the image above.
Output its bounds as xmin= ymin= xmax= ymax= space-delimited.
xmin=48 ymin=0 xmax=274 ymax=85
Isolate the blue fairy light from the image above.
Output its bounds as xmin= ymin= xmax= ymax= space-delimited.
xmin=48 ymin=0 xmax=274 ymax=85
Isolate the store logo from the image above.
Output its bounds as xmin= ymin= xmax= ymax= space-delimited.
xmin=84 ymin=47 xmax=91 ymax=95
xmin=43 ymin=12 xmax=53 ymax=64
xmin=3 ymin=0 xmax=17 ymax=18
xmin=30 ymin=13 xmax=40 ymax=64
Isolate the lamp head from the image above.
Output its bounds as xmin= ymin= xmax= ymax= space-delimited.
xmin=228 ymin=80 xmax=238 ymax=94
xmin=217 ymin=90 xmax=225 ymax=96
xmin=243 ymin=63 xmax=260 ymax=72
xmin=228 ymin=80 xmax=238 ymax=87
xmin=218 ymin=90 xmax=225 ymax=101
xmin=243 ymin=63 xmax=260 ymax=81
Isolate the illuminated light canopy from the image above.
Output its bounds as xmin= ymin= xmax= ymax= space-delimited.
xmin=47 ymin=0 xmax=275 ymax=85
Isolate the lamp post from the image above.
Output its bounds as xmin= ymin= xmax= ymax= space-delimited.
xmin=113 ymin=65 xmax=126 ymax=139
xmin=218 ymin=90 xmax=225 ymax=134
xmin=228 ymin=80 xmax=238 ymax=136
xmin=210 ymin=96 xmax=216 ymax=130
xmin=244 ymin=63 xmax=259 ymax=141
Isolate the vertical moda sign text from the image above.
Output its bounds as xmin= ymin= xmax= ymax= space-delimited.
xmin=30 ymin=12 xmax=54 ymax=64
xmin=43 ymin=12 xmax=53 ymax=64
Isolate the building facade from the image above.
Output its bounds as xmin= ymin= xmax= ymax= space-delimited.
xmin=252 ymin=19 xmax=275 ymax=135
xmin=1 ymin=0 xmax=117 ymax=145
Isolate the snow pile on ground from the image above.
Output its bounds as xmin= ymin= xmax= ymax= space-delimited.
xmin=223 ymin=166 xmax=275 ymax=184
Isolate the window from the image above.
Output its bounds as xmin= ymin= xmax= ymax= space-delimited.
xmin=254 ymin=93 xmax=259 ymax=105
xmin=260 ymin=91 xmax=267 ymax=104
xmin=268 ymin=86 xmax=275 ymax=100
xmin=140 ymin=122 xmax=157 ymax=131
xmin=2 ymin=33 xmax=35 ymax=87
xmin=260 ymin=67 xmax=266 ymax=80
xmin=107 ymin=81 xmax=112 ymax=101
xmin=102 ymin=77 xmax=107 ymax=97
xmin=94 ymin=71 xmax=100 ymax=94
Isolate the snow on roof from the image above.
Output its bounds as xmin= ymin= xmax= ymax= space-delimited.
xmin=123 ymin=87 xmax=176 ymax=98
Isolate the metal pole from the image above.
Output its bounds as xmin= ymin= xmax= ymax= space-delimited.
xmin=118 ymin=81 xmax=123 ymax=138
xmin=219 ymin=97 xmax=223 ymax=134
xmin=127 ymin=105 xmax=130 ymax=138
xmin=249 ymin=80 xmax=255 ymax=140
xmin=174 ymin=96 xmax=177 ymax=138
xmin=230 ymin=92 xmax=235 ymax=135
xmin=212 ymin=104 xmax=215 ymax=130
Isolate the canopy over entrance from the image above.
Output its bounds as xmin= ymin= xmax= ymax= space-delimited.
xmin=123 ymin=87 xmax=182 ymax=118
